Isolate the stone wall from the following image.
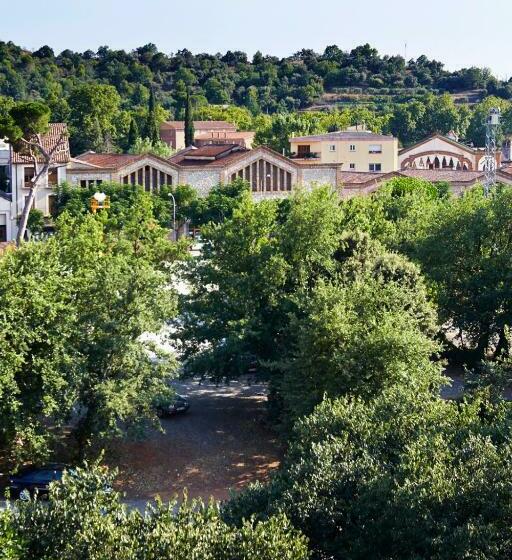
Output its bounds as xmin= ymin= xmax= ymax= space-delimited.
xmin=178 ymin=169 xmax=222 ymax=196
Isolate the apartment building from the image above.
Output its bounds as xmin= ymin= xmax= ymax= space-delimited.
xmin=290 ymin=130 xmax=399 ymax=172
xmin=160 ymin=120 xmax=255 ymax=151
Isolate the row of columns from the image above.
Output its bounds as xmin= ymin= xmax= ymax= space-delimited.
xmin=122 ymin=166 xmax=174 ymax=191
xmin=230 ymin=159 xmax=293 ymax=192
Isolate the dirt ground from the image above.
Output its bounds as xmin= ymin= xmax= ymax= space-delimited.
xmin=106 ymin=378 xmax=282 ymax=503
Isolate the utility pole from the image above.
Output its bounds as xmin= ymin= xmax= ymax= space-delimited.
xmin=483 ymin=108 xmax=501 ymax=197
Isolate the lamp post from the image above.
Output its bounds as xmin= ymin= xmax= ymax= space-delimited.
xmin=90 ymin=192 xmax=110 ymax=214
xmin=168 ymin=192 xmax=176 ymax=240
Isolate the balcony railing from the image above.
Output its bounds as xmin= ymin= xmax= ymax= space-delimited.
xmin=290 ymin=152 xmax=321 ymax=160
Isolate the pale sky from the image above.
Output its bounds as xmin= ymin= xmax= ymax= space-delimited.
xmin=1 ymin=0 xmax=511 ymax=79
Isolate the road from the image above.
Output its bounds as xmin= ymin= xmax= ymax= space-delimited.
xmin=106 ymin=378 xmax=282 ymax=503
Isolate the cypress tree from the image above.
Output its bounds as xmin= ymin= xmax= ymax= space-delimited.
xmin=184 ymin=90 xmax=195 ymax=147
xmin=127 ymin=117 xmax=139 ymax=150
xmin=145 ymin=87 xmax=160 ymax=144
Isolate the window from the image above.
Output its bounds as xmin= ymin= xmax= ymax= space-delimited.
xmin=369 ymin=144 xmax=382 ymax=154
xmin=24 ymin=167 xmax=35 ymax=188
xmin=349 ymin=144 xmax=356 ymax=152
xmin=48 ymin=168 xmax=58 ymax=186
xmin=0 ymin=165 xmax=9 ymax=192
xmin=48 ymin=194 xmax=58 ymax=217
xmin=349 ymin=163 xmax=356 ymax=170
xmin=369 ymin=163 xmax=382 ymax=172
xmin=0 ymin=214 xmax=6 ymax=242
xmin=329 ymin=144 xmax=336 ymax=152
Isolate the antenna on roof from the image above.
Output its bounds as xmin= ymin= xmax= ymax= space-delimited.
xmin=404 ymin=42 xmax=408 ymax=61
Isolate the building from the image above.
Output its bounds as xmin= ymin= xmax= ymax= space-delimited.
xmin=160 ymin=120 xmax=255 ymax=151
xmin=289 ymin=130 xmax=399 ymax=172
xmin=4 ymin=120 xmax=512 ymax=244
xmin=67 ymin=152 xmax=179 ymax=191
xmin=1 ymin=123 xmax=70 ymax=241
xmin=398 ymin=133 xmax=500 ymax=171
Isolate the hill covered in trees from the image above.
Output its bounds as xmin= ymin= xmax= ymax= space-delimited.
xmin=2 ymin=40 xmax=511 ymax=116
xmin=2 ymin=40 xmax=512 ymax=156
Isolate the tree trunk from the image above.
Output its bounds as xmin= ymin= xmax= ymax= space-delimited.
xmin=16 ymin=163 xmax=48 ymax=246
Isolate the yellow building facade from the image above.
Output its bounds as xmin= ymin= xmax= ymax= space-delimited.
xmin=289 ymin=130 xmax=399 ymax=173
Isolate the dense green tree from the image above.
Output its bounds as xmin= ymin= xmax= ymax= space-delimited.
xmin=416 ymin=185 xmax=512 ymax=362
xmin=225 ymin=388 xmax=512 ymax=560
xmin=5 ymin=464 xmax=309 ymax=560
xmin=178 ymin=185 xmax=441 ymax=428
xmin=128 ymin=136 xmax=173 ymax=158
xmin=0 ymin=196 xmax=182 ymax=464
xmin=67 ymin=83 xmax=122 ymax=153
xmin=274 ymin=235 xmax=442 ymax=426
xmin=184 ymin=89 xmax=194 ymax=147
xmin=126 ymin=116 xmax=139 ymax=150
xmin=143 ymin=87 xmax=160 ymax=144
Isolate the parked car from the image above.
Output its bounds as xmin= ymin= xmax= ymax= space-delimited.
xmin=155 ymin=394 xmax=190 ymax=417
xmin=8 ymin=464 xmax=67 ymax=500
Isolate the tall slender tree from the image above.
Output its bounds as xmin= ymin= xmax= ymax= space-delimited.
xmin=127 ymin=117 xmax=140 ymax=150
xmin=184 ymin=90 xmax=195 ymax=147
xmin=145 ymin=87 xmax=160 ymax=144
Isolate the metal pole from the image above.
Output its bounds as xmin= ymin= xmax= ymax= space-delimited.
xmin=483 ymin=108 xmax=500 ymax=197
xmin=168 ymin=192 xmax=176 ymax=240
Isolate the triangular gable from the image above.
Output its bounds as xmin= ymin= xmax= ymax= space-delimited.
xmin=399 ymin=134 xmax=477 ymax=157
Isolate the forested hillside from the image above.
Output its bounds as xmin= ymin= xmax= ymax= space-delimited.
xmin=2 ymin=40 xmax=512 ymax=155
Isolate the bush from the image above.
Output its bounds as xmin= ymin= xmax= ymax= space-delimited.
xmin=5 ymin=464 xmax=309 ymax=560
xmin=225 ymin=388 xmax=512 ymax=560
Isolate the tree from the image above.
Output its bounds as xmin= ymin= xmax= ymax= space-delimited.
xmin=273 ymin=235 xmax=442 ymax=427
xmin=5 ymin=464 xmax=309 ymax=560
xmin=225 ymin=388 xmax=512 ymax=560
xmin=0 ymin=197 xmax=182 ymax=464
xmin=178 ymin=186 xmax=441 ymax=429
xmin=68 ymin=83 xmax=122 ymax=153
xmin=126 ymin=116 xmax=139 ymax=150
xmin=144 ymin=87 xmax=160 ymax=144
xmin=0 ymin=100 xmax=67 ymax=245
xmin=128 ymin=136 xmax=173 ymax=158
xmin=416 ymin=186 xmax=512 ymax=362
xmin=184 ymin=89 xmax=194 ymax=147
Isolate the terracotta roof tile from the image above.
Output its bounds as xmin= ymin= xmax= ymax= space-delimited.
xmin=400 ymin=169 xmax=484 ymax=183
xmin=161 ymin=121 xmax=237 ymax=131
xmin=291 ymin=131 xmax=395 ymax=143
xmin=338 ymin=171 xmax=390 ymax=185
xmin=170 ymin=145 xmax=250 ymax=168
xmin=75 ymin=152 xmax=143 ymax=169
xmin=11 ymin=123 xmax=70 ymax=164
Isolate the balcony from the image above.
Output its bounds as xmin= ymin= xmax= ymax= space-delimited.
xmin=290 ymin=152 xmax=321 ymax=160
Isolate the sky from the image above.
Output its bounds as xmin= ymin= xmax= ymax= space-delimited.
xmin=1 ymin=0 xmax=511 ymax=79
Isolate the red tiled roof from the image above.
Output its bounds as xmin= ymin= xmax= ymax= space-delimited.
xmin=170 ymin=144 xmax=250 ymax=168
xmin=399 ymin=169 xmax=484 ymax=183
xmin=11 ymin=123 xmax=70 ymax=164
xmin=338 ymin=171 xmax=391 ymax=185
xmin=74 ymin=152 xmax=143 ymax=169
xmin=291 ymin=131 xmax=395 ymax=143
xmin=194 ymin=131 xmax=255 ymax=140
xmin=161 ymin=121 xmax=237 ymax=131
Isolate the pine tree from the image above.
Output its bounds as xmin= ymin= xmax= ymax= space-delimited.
xmin=127 ymin=117 xmax=139 ymax=150
xmin=184 ymin=90 xmax=195 ymax=147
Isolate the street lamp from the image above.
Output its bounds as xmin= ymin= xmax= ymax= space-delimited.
xmin=90 ymin=192 xmax=110 ymax=214
xmin=168 ymin=192 xmax=177 ymax=240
